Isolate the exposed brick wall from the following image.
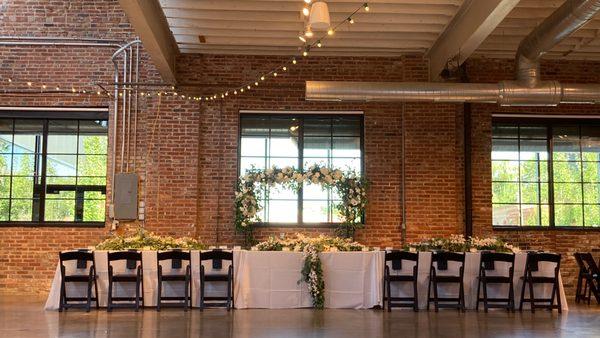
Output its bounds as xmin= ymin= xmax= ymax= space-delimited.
xmin=466 ymin=57 xmax=600 ymax=296
xmin=0 ymin=0 xmax=598 ymax=299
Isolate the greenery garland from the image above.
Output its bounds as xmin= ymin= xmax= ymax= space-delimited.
xmin=95 ymin=228 xmax=205 ymax=251
xmin=404 ymin=235 xmax=520 ymax=253
xmin=235 ymin=165 xmax=368 ymax=244
xmin=255 ymin=233 xmax=368 ymax=309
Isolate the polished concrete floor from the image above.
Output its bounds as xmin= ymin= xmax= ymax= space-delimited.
xmin=1 ymin=296 xmax=599 ymax=338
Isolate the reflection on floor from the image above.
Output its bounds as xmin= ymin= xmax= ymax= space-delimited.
xmin=0 ymin=295 xmax=599 ymax=338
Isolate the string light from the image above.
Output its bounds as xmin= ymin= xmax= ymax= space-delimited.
xmin=247 ymin=85 xmax=251 ymax=89
xmin=348 ymin=17 xmax=355 ymax=24
xmin=328 ymin=28 xmax=334 ymax=35
xmin=304 ymin=0 xmax=311 ymax=3
xmin=292 ymin=59 xmax=297 ymax=65
xmin=305 ymin=28 xmax=314 ymax=38
xmin=273 ymin=72 xmax=278 ymax=77
xmin=240 ymin=88 xmax=244 ymax=93
xmin=364 ymin=3 xmax=370 ymax=12
xmin=298 ymin=35 xmax=306 ymax=43
xmin=260 ymin=76 xmax=265 ymax=81
xmin=255 ymin=81 xmax=259 ymax=86
xmin=302 ymin=7 xmax=309 ymax=16
xmin=55 ymin=86 xmax=60 ymax=91
xmin=317 ymin=40 xmax=322 ymax=48
xmin=7 ymin=78 xmax=12 ymax=83
xmin=283 ymin=66 xmax=287 ymax=71
xmin=72 ymin=87 xmax=76 ymax=93
xmin=27 ymin=82 xmax=32 ymax=86
xmin=42 ymin=84 xmax=47 ymax=89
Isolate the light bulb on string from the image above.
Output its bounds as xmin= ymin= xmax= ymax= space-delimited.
xmin=273 ymin=72 xmax=278 ymax=77
xmin=7 ymin=78 xmax=12 ymax=83
xmin=255 ymin=81 xmax=259 ymax=86
xmin=303 ymin=49 xmax=309 ymax=57
xmin=364 ymin=3 xmax=369 ymax=11
xmin=317 ymin=40 xmax=322 ymax=48
xmin=260 ymin=76 xmax=265 ymax=81
xmin=240 ymin=88 xmax=244 ymax=93
xmin=55 ymin=86 xmax=60 ymax=91
xmin=302 ymin=7 xmax=309 ymax=16
xmin=174 ymin=92 xmax=178 ymax=96
xmin=27 ymin=82 xmax=32 ymax=86
xmin=234 ymin=90 xmax=237 ymax=95
xmin=283 ymin=66 xmax=287 ymax=71
xmin=225 ymin=92 xmax=229 ymax=96
xmin=247 ymin=85 xmax=251 ymax=89
xmin=299 ymin=35 xmax=306 ymax=43
xmin=328 ymin=28 xmax=334 ymax=35
xmin=348 ymin=17 xmax=355 ymax=24
xmin=304 ymin=0 xmax=311 ymax=4
xmin=305 ymin=28 xmax=313 ymax=38
xmin=42 ymin=84 xmax=47 ymax=89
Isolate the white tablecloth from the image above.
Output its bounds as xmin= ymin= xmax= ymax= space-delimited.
xmin=387 ymin=252 xmax=568 ymax=311
xmin=45 ymin=250 xmax=229 ymax=310
xmin=233 ymin=250 xmax=385 ymax=309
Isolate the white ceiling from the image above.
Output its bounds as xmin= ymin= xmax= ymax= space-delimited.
xmin=158 ymin=0 xmax=600 ymax=60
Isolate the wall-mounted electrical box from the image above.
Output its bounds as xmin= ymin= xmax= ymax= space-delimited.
xmin=114 ymin=173 xmax=139 ymax=220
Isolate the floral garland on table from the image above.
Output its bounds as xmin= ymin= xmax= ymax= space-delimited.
xmin=404 ymin=234 xmax=520 ymax=253
xmin=235 ymin=165 xmax=368 ymax=244
xmin=255 ymin=233 xmax=368 ymax=309
xmin=95 ymin=228 xmax=205 ymax=251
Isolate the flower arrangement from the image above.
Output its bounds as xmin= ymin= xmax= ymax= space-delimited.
xmin=235 ymin=165 xmax=368 ymax=243
xmin=95 ymin=228 xmax=205 ymax=251
xmin=255 ymin=233 xmax=368 ymax=309
xmin=405 ymin=235 xmax=520 ymax=253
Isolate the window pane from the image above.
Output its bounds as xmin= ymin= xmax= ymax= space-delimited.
xmin=541 ymin=205 xmax=550 ymax=226
xmin=11 ymin=177 xmax=34 ymax=199
xmin=241 ymin=117 xmax=269 ymax=136
xmin=240 ymin=157 xmax=265 ymax=172
xmin=332 ymin=118 xmax=361 ymax=136
xmin=79 ymin=134 xmax=107 ymax=155
xmin=10 ymin=199 xmax=33 ymax=221
xmin=45 ymin=188 xmax=75 ymax=199
xmin=520 ymin=125 xmax=547 ymax=139
xmin=520 ymin=183 xmax=540 ymax=204
xmin=554 ymin=183 xmax=583 ymax=203
xmin=77 ymin=177 xmax=105 ymax=186
xmin=46 ymin=176 xmax=76 ymax=185
xmin=47 ymin=154 xmax=77 ymax=176
xmin=13 ymin=119 xmax=43 ymax=154
xmin=332 ymin=158 xmax=361 ymax=173
xmin=47 ymin=120 xmax=78 ymax=154
xmin=583 ymin=162 xmax=600 ymax=182
xmin=521 ymin=204 xmax=540 ymax=226
xmin=303 ymin=200 xmax=328 ymax=223
xmin=555 ymin=204 xmax=583 ymax=226
xmin=0 ymin=120 xmax=12 ymax=154
xmin=492 ymin=182 xmax=519 ymax=203
xmin=553 ymin=161 xmax=582 ymax=182
xmin=83 ymin=199 xmax=105 ymax=222
xmin=0 ymin=176 xmax=10 ymax=198
xmin=270 ymin=118 xmax=297 ymax=138
xmin=267 ymin=200 xmax=297 ymax=223
xmin=520 ymin=161 xmax=544 ymax=182
xmin=268 ymin=186 xmax=297 ymax=200
xmin=304 ymin=184 xmax=327 ymax=200
xmin=304 ymin=158 xmax=328 ymax=168
xmin=520 ymin=139 xmax=548 ymax=160
xmin=583 ymin=183 xmax=600 ymax=204
xmin=492 ymin=139 xmax=518 ymax=160
xmin=268 ymin=157 xmax=297 ymax=168
xmin=270 ymin=137 xmax=298 ymax=157
xmin=492 ymin=125 xmax=518 ymax=139
xmin=0 ymin=154 xmax=11 ymax=175
xmin=584 ymin=205 xmax=600 ymax=227
xmin=241 ymin=137 xmax=266 ymax=156
xmin=304 ymin=118 xmax=331 ymax=136
xmin=77 ymin=155 xmax=107 ymax=176
xmin=12 ymin=154 xmax=37 ymax=176
xmin=553 ymin=126 xmax=580 ymax=161
xmin=493 ymin=160 xmax=519 ymax=181
xmin=304 ymin=137 xmax=330 ymax=157
xmin=0 ymin=199 xmax=8 ymax=221
xmin=493 ymin=204 xmax=519 ymax=226
xmin=581 ymin=125 xmax=600 ymax=161
xmin=332 ymin=137 xmax=361 ymax=157
xmin=44 ymin=199 xmax=75 ymax=222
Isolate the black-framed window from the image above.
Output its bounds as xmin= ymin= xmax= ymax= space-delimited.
xmin=0 ymin=114 xmax=108 ymax=225
xmin=492 ymin=118 xmax=600 ymax=228
xmin=239 ymin=114 xmax=363 ymax=226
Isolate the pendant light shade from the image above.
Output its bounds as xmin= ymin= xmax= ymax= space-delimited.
xmin=308 ymin=1 xmax=330 ymax=30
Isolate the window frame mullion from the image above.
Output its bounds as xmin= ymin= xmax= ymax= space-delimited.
xmin=547 ymin=124 xmax=556 ymax=228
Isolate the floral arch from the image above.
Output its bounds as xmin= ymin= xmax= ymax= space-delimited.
xmin=235 ymin=164 xmax=368 ymax=243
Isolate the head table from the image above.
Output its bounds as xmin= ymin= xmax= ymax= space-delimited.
xmin=45 ymin=250 xmax=567 ymax=311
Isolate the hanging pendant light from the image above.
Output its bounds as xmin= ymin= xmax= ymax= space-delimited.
xmin=308 ymin=1 xmax=330 ymax=31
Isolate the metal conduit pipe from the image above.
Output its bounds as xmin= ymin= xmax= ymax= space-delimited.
xmin=306 ymin=0 xmax=600 ymax=106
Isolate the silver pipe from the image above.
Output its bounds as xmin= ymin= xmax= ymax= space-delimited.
xmin=133 ymin=44 xmax=139 ymax=172
xmin=515 ymin=0 xmax=600 ymax=87
xmin=126 ymin=45 xmax=133 ymax=172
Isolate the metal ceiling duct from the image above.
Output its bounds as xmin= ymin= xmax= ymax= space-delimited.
xmin=305 ymin=0 xmax=600 ymax=106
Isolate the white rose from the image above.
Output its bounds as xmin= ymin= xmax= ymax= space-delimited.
xmin=320 ymin=167 xmax=330 ymax=175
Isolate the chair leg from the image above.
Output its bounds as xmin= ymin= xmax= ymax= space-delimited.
xmin=459 ymin=280 xmax=465 ymax=312
xmin=555 ymin=277 xmax=562 ymax=314
xmin=528 ymin=279 xmax=535 ymax=313
xmin=184 ymin=275 xmax=190 ymax=312
xmin=509 ymin=279 xmax=515 ymax=312
xmin=200 ymin=275 xmax=205 ymax=311
xmin=426 ymin=277 xmax=432 ymax=311
xmin=575 ymin=274 xmax=583 ymax=303
xmin=226 ymin=278 xmax=232 ymax=311
xmin=107 ymin=278 xmax=113 ymax=312
xmin=135 ymin=278 xmax=140 ymax=312
xmin=413 ymin=279 xmax=419 ymax=312
xmin=59 ymin=280 xmax=66 ymax=312
xmin=94 ymin=278 xmax=100 ymax=310
xmin=482 ymin=279 xmax=488 ymax=313
xmin=386 ymin=279 xmax=392 ymax=312
xmin=86 ymin=279 xmax=92 ymax=312
xmin=157 ymin=278 xmax=162 ymax=312
xmin=433 ymin=279 xmax=439 ymax=312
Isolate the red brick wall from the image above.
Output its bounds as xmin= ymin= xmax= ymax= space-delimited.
xmin=0 ymin=0 xmax=598 ymax=298
xmin=466 ymin=57 xmax=600 ymax=296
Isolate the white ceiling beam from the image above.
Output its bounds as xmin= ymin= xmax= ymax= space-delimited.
xmin=119 ymin=0 xmax=178 ymax=83
xmin=426 ymin=0 xmax=519 ymax=81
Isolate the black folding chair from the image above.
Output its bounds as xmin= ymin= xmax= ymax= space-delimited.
xmin=157 ymin=250 xmax=192 ymax=311
xmin=58 ymin=250 xmax=99 ymax=312
xmin=574 ymin=252 xmax=600 ymax=305
xmin=200 ymin=250 xmax=233 ymax=311
xmin=519 ymin=252 xmax=562 ymax=313
xmin=383 ymin=251 xmax=419 ymax=311
xmin=476 ymin=252 xmax=515 ymax=312
xmin=427 ymin=251 xmax=465 ymax=312
xmin=107 ymin=251 xmax=144 ymax=312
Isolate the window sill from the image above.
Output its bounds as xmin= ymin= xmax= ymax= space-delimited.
xmin=493 ymin=226 xmax=600 ymax=231
xmin=0 ymin=221 xmax=106 ymax=228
